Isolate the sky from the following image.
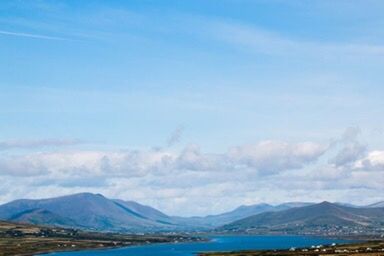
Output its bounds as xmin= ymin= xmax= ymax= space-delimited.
xmin=1 ymin=0 xmax=384 ymax=216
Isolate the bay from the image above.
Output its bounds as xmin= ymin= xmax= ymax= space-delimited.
xmin=43 ymin=235 xmax=350 ymax=256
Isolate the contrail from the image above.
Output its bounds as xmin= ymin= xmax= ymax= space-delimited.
xmin=0 ymin=30 xmax=74 ymax=41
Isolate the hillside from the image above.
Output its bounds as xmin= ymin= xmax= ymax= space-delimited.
xmin=219 ymin=202 xmax=384 ymax=235
xmin=367 ymin=201 xmax=384 ymax=208
xmin=2 ymin=194 xmax=383 ymax=233
xmin=0 ymin=193 xmax=179 ymax=232
xmin=175 ymin=202 xmax=313 ymax=228
xmin=0 ymin=193 xmax=314 ymax=231
xmin=8 ymin=208 xmax=79 ymax=227
xmin=0 ymin=220 xmax=193 ymax=256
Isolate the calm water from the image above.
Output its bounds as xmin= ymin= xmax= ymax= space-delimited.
xmin=44 ymin=235 xmax=349 ymax=256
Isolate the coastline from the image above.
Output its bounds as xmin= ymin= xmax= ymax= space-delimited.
xmin=0 ymin=220 xmax=200 ymax=256
xmin=198 ymin=239 xmax=384 ymax=256
xmin=1 ymin=221 xmax=382 ymax=256
xmin=1 ymin=236 xmax=184 ymax=256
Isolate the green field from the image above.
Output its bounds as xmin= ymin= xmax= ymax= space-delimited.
xmin=0 ymin=220 xmax=192 ymax=256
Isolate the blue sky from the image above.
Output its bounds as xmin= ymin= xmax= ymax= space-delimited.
xmin=1 ymin=0 xmax=384 ymax=216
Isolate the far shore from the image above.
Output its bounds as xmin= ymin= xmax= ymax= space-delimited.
xmin=2 ymin=220 xmax=384 ymax=256
xmin=199 ymin=240 xmax=384 ymax=256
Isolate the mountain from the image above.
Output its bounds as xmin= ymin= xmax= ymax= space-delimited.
xmin=0 ymin=194 xmax=316 ymax=231
xmin=8 ymin=208 xmax=79 ymax=227
xmin=272 ymin=202 xmax=313 ymax=211
xmin=219 ymin=201 xmax=384 ymax=233
xmin=335 ymin=202 xmax=360 ymax=208
xmin=0 ymin=193 xmax=179 ymax=232
xmin=175 ymin=202 xmax=313 ymax=228
xmin=366 ymin=201 xmax=384 ymax=208
xmin=191 ymin=203 xmax=276 ymax=227
xmin=113 ymin=199 xmax=173 ymax=225
xmin=3 ymin=193 xmax=373 ymax=233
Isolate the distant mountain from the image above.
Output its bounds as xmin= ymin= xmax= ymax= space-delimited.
xmin=112 ymin=199 xmax=175 ymax=225
xmin=366 ymin=201 xmax=384 ymax=208
xmin=173 ymin=203 xmax=275 ymax=228
xmin=0 ymin=193 xmax=179 ymax=232
xmin=272 ymin=202 xmax=313 ymax=211
xmin=9 ymin=208 xmax=79 ymax=227
xmin=334 ymin=202 xmax=359 ymax=208
xmin=219 ymin=201 xmax=384 ymax=233
xmin=175 ymin=202 xmax=313 ymax=227
xmin=3 ymin=193 xmax=377 ymax=233
xmin=0 ymin=194 xmax=316 ymax=231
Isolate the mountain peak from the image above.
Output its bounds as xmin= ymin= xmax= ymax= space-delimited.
xmin=67 ymin=192 xmax=104 ymax=198
xmin=0 ymin=192 xmax=175 ymax=232
xmin=319 ymin=201 xmax=333 ymax=205
xmin=236 ymin=203 xmax=271 ymax=210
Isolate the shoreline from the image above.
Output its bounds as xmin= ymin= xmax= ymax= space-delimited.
xmin=33 ymin=234 xmax=382 ymax=256
xmin=2 ymin=220 xmax=383 ymax=256
xmin=14 ymin=244 xmax=124 ymax=256
xmin=0 ymin=220 xmax=199 ymax=256
xmin=198 ymin=239 xmax=384 ymax=256
xmin=1 ymin=237 xmax=185 ymax=256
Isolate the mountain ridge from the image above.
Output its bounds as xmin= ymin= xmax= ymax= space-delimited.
xmin=0 ymin=193 xmax=178 ymax=232
xmin=1 ymin=193 xmax=383 ymax=233
xmin=219 ymin=201 xmax=384 ymax=234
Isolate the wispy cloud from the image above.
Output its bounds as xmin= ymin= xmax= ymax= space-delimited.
xmin=0 ymin=30 xmax=75 ymax=41
xmin=166 ymin=126 xmax=184 ymax=147
xmin=202 ymin=20 xmax=384 ymax=57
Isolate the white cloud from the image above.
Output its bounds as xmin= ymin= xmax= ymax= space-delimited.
xmin=228 ymin=141 xmax=327 ymax=174
xmin=354 ymin=150 xmax=384 ymax=171
xmin=1 ymin=141 xmax=323 ymax=178
xmin=330 ymin=142 xmax=366 ymax=167
xmin=0 ymin=150 xmax=173 ymax=178
xmin=0 ymin=136 xmax=383 ymax=216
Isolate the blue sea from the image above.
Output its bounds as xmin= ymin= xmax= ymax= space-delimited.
xmin=43 ymin=235 xmax=350 ymax=256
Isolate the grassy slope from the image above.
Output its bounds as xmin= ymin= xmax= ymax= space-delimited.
xmin=0 ymin=220 xmax=188 ymax=256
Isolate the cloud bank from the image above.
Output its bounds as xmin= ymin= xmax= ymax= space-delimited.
xmin=0 ymin=130 xmax=383 ymax=216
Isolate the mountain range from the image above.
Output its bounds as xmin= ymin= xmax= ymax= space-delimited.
xmin=0 ymin=193 xmax=179 ymax=232
xmin=174 ymin=202 xmax=313 ymax=228
xmin=219 ymin=201 xmax=384 ymax=234
xmin=0 ymin=193 xmax=383 ymax=233
xmin=367 ymin=201 xmax=384 ymax=208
